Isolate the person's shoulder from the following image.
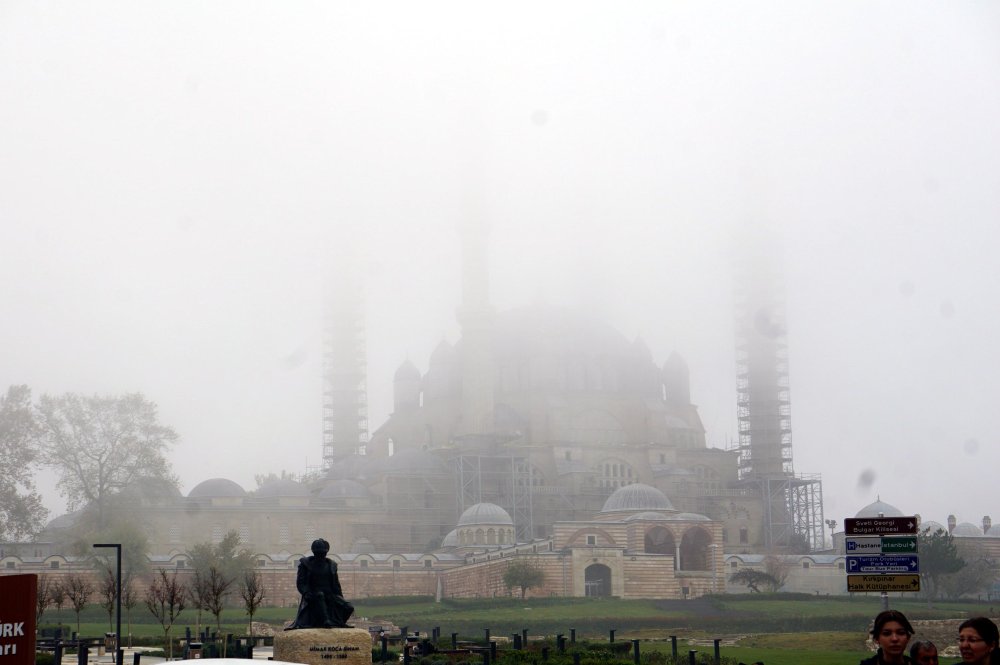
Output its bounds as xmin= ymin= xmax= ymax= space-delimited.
xmin=857 ymin=655 xmax=879 ymax=665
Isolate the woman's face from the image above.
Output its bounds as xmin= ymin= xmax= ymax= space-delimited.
xmin=959 ymin=627 xmax=995 ymax=664
xmin=876 ymin=621 xmax=911 ymax=660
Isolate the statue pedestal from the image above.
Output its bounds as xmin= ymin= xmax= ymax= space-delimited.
xmin=274 ymin=628 xmax=371 ymax=665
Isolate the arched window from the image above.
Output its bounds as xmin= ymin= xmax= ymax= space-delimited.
xmin=679 ymin=527 xmax=713 ymax=571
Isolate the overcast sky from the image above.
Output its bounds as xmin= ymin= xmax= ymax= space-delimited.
xmin=2 ymin=1 xmax=998 ymax=533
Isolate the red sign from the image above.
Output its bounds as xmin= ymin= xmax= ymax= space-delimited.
xmin=844 ymin=516 xmax=919 ymax=536
xmin=0 ymin=574 xmax=37 ymax=665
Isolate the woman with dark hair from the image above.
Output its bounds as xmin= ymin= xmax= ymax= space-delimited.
xmin=860 ymin=610 xmax=915 ymax=664
xmin=958 ymin=617 xmax=1000 ymax=665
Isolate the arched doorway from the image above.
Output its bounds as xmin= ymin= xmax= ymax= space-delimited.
xmin=644 ymin=526 xmax=676 ymax=555
xmin=584 ymin=563 xmax=612 ymax=597
xmin=679 ymin=527 xmax=713 ymax=571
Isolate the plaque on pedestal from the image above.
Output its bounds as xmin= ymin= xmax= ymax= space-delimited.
xmin=273 ymin=628 xmax=372 ymax=665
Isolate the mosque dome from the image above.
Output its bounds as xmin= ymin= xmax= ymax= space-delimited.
xmin=457 ymin=503 xmax=513 ymax=526
xmin=854 ymin=499 xmax=903 ymax=518
xmin=920 ymin=520 xmax=947 ymax=535
xmin=601 ymin=483 xmax=674 ymax=514
xmin=394 ymin=359 xmax=421 ymax=381
xmin=319 ymin=479 xmax=370 ymax=499
xmin=952 ymin=522 xmax=985 ymax=537
xmin=189 ymin=478 xmax=246 ymax=498
xmin=256 ymin=478 xmax=309 ymax=498
xmin=440 ymin=529 xmax=459 ymax=548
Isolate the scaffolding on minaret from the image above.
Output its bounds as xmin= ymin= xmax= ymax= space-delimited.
xmin=322 ymin=271 xmax=369 ymax=467
xmin=732 ymin=234 xmax=825 ymax=551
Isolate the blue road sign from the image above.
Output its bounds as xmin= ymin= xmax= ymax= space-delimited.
xmin=846 ymin=555 xmax=920 ymax=574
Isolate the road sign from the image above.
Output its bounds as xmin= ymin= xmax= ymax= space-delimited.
xmin=847 ymin=574 xmax=921 ymax=593
xmin=846 ymin=536 xmax=918 ymax=554
xmin=847 ymin=555 xmax=920 ymax=574
xmin=844 ymin=516 xmax=918 ymax=535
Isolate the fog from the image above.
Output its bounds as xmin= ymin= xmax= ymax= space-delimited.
xmin=2 ymin=2 xmax=998 ymax=530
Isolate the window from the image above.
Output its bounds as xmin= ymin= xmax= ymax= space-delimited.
xmin=565 ymin=451 xmax=571 ymax=461
xmin=659 ymin=454 xmax=666 ymax=464
xmin=586 ymin=535 xmax=597 ymax=545
xmin=176 ymin=560 xmax=186 ymax=569
xmin=424 ymin=560 xmax=432 ymax=569
xmin=730 ymin=560 xmax=738 ymax=570
xmin=739 ymin=528 xmax=748 ymax=544
xmin=257 ymin=559 xmax=267 ymax=568
xmin=837 ymin=562 xmax=845 ymax=570
xmin=392 ymin=559 xmax=401 ymax=569
xmin=169 ymin=524 xmax=181 ymax=543
xmin=304 ymin=523 xmax=316 ymax=542
xmin=721 ymin=529 xmax=728 ymax=544
xmin=802 ymin=561 xmax=810 ymax=569
xmin=278 ymin=523 xmax=290 ymax=545
xmin=239 ymin=523 xmax=251 ymax=544
xmin=50 ymin=561 xmax=60 ymax=569
xmin=211 ymin=525 xmax=224 ymax=544
xmin=360 ymin=560 xmax=369 ymax=569
xmin=5 ymin=561 xmax=15 ymax=569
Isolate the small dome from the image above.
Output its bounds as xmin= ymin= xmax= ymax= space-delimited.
xmin=256 ymin=479 xmax=309 ymax=498
xmin=189 ymin=478 xmax=246 ymax=498
xmin=855 ymin=500 xmax=903 ymax=518
xmin=626 ymin=511 xmax=671 ymax=521
xmin=394 ymin=359 xmax=421 ymax=381
xmin=45 ymin=511 xmax=82 ymax=530
xmin=458 ymin=503 xmax=513 ymax=526
xmin=920 ymin=520 xmax=947 ymax=535
xmin=953 ymin=522 xmax=985 ymax=537
xmin=440 ymin=529 xmax=459 ymax=548
xmin=601 ymin=483 xmax=674 ymax=513
xmin=319 ymin=479 xmax=370 ymax=499
xmin=384 ymin=448 xmax=445 ymax=474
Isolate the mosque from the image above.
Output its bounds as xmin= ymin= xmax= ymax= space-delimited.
xmin=6 ymin=224 xmax=820 ymax=599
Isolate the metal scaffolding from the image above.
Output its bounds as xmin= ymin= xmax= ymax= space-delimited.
xmin=732 ymin=238 xmax=824 ymax=551
xmin=322 ymin=279 xmax=368 ymax=466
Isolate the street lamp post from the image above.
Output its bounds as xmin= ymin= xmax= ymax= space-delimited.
xmin=93 ymin=543 xmax=122 ymax=662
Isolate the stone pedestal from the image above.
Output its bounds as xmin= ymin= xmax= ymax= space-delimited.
xmin=274 ymin=628 xmax=372 ymax=665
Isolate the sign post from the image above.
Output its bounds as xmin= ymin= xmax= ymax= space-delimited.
xmin=0 ymin=574 xmax=37 ymax=665
xmin=845 ymin=516 xmax=920 ymax=599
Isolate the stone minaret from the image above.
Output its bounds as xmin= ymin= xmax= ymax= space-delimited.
xmin=456 ymin=216 xmax=495 ymax=438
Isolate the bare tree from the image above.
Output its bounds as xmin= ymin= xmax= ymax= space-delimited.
xmin=121 ymin=572 xmax=138 ymax=648
xmin=36 ymin=574 xmax=55 ymax=624
xmin=145 ymin=570 xmax=186 ymax=659
xmin=239 ymin=569 xmax=267 ymax=641
xmin=203 ymin=566 xmax=234 ymax=654
xmin=762 ymin=554 xmax=792 ymax=592
xmin=64 ymin=573 xmax=95 ymax=633
xmin=99 ymin=566 xmax=116 ymax=630
xmin=50 ymin=580 xmax=67 ymax=631
xmin=188 ymin=568 xmax=213 ymax=634
xmin=37 ymin=392 xmax=178 ymax=529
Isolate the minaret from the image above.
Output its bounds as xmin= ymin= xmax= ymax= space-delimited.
xmin=456 ymin=214 xmax=495 ymax=439
xmin=322 ymin=255 xmax=369 ymax=465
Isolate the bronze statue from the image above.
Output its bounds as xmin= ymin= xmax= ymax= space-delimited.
xmin=286 ymin=538 xmax=354 ymax=629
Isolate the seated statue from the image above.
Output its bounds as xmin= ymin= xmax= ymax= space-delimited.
xmin=286 ymin=538 xmax=354 ymax=629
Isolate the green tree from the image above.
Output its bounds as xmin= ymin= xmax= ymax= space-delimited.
xmin=0 ymin=385 xmax=47 ymax=540
xmin=502 ymin=559 xmax=546 ymax=598
xmin=940 ymin=541 xmax=998 ymax=599
xmin=728 ymin=568 xmax=780 ymax=593
xmin=918 ymin=526 xmax=965 ymax=599
xmin=37 ymin=392 xmax=178 ymax=529
xmin=187 ymin=530 xmax=256 ymax=583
